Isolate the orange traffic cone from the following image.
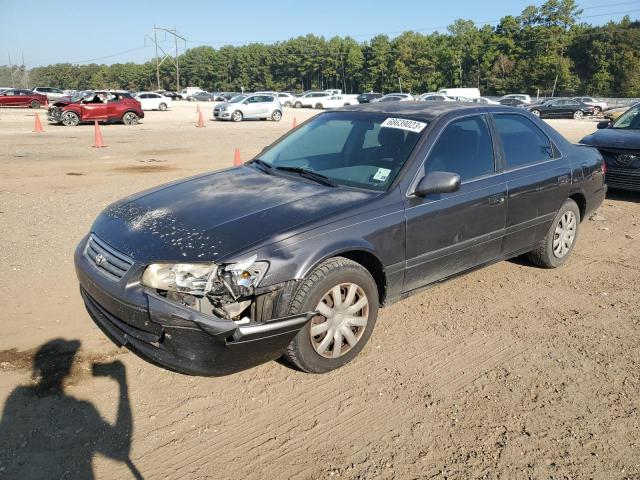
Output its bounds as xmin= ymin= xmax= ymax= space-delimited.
xmin=196 ymin=110 xmax=205 ymax=128
xmin=234 ymin=148 xmax=242 ymax=166
xmin=292 ymin=116 xmax=298 ymax=128
xmin=93 ymin=121 xmax=106 ymax=148
xmin=33 ymin=113 xmax=44 ymax=133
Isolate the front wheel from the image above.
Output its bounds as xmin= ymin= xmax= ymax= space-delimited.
xmin=284 ymin=257 xmax=379 ymax=373
xmin=158 ymin=102 xmax=167 ymax=111
xmin=271 ymin=110 xmax=282 ymax=122
xmin=531 ymin=109 xmax=541 ymax=117
xmin=231 ymin=110 xmax=243 ymax=122
xmin=294 ymin=101 xmax=302 ymax=109
xmin=284 ymin=101 xmax=292 ymax=107
xmin=593 ymin=106 xmax=602 ymax=115
xmin=61 ymin=111 xmax=80 ymax=126
xmin=315 ymin=103 xmax=323 ymax=109
xmin=122 ymin=112 xmax=139 ymax=125
xmin=528 ymin=199 xmax=580 ymax=268
xmin=573 ymin=110 xmax=584 ymax=120
xmin=30 ymin=100 xmax=41 ymax=109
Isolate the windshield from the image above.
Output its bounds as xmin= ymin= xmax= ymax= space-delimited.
xmin=612 ymin=104 xmax=640 ymax=129
xmin=228 ymin=95 xmax=247 ymax=103
xmin=256 ymin=112 xmax=426 ymax=191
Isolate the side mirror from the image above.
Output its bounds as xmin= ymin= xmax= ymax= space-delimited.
xmin=596 ymin=120 xmax=610 ymax=129
xmin=414 ymin=171 xmax=461 ymax=196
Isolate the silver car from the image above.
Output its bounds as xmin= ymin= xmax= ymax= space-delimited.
xmin=213 ymin=94 xmax=283 ymax=122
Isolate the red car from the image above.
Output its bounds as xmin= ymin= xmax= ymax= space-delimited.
xmin=0 ymin=89 xmax=48 ymax=108
xmin=48 ymin=91 xmax=144 ymax=126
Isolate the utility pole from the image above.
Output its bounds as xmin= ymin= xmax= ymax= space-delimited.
xmin=148 ymin=26 xmax=186 ymax=92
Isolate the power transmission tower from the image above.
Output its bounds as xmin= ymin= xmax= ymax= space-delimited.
xmin=8 ymin=53 xmax=29 ymax=88
xmin=147 ymin=26 xmax=186 ymax=92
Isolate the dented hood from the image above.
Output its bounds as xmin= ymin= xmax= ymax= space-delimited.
xmin=91 ymin=166 xmax=375 ymax=263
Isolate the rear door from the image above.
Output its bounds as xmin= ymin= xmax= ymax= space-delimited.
xmin=491 ymin=113 xmax=573 ymax=255
xmin=80 ymin=95 xmax=108 ymax=121
xmin=403 ymin=114 xmax=507 ymax=291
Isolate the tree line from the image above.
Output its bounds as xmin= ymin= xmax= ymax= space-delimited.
xmin=2 ymin=0 xmax=639 ymax=97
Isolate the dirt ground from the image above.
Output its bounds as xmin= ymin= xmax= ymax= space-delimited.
xmin=0 ymin=102 xmax=638 ymax=479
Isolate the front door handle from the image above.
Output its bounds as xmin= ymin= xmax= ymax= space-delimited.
xmin=489 ymin=194 xmax=505 ymax=206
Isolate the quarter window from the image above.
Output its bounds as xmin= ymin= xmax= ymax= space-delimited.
xmin=425 ymin=115 xmax=495 ymax=182
xmin=493 ymin=114 xmax=555 ymax=168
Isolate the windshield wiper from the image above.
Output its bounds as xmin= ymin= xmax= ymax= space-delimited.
xmin=275 ymin=166 xmax=337 ymax=187
xmin=249 ymin=158 xmax=273 ymax=174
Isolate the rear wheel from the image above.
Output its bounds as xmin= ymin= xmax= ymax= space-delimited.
xmin=294 ymin=101 xmax=302 ymax=109
xmin=528 ymin=199 xmax=580 ymax=268
xmin=122 ymin=112 xmax=139 ymax=125
xmin=573 ymin=110 xmax=584 ymax=120
xmin=315 ymin=103 xmax=323 ymax=109
xmin=271 ymin=110 xmax=282 ymax=122
xmin=61 ymin=111 xmax=80 ymax=126
xmin=158 ymin=102 xmax=167 ymax=111
xmin=284 ymin=257 xmax=379 ymax=373
xmin=231 ymin=110 xmax=243 ymax=122
xmin=531 ymin=109 xmax=541 ymax=117
xmin=30 ymin=100 xmax=41 ymax=109
xmin=284 ymin=101 xmax=292 ymax=107
xmin=593 ymin=106 xmax=602 ymax=115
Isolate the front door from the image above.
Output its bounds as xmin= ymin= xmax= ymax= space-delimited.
xmin=403 ymin=114 xmax=507 ymax=292
xmin=80 ymin=94 xmax=108 ymax=121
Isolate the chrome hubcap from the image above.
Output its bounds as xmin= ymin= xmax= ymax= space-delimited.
xmin=310 ymin=283 xmax=369 ymax=359
xmin=553 ymin=211 xmax=577 ymax=258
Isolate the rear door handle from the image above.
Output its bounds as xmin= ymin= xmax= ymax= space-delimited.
xmin=489 ymin=194 xmax=505 ymax=206
xmin=557 ymin=175 xmax=570 ymax=185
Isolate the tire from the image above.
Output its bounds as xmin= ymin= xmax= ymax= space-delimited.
xmin=573 ymin=110 xmax=584 ymax=120
xmin=30 ymin=100 xmax=41 ymax=109
xmin=315 ymin=103 xmax=323 ymax=109
xmin=61 ymin=111 xmax=80 ymax=126
xmin=531 ymin=109 xmax=541 ymax=117
xmin=593 ymin=106 xmax=602 ymax=115
xmin=231 ymin=110 xmax=243 ymax=122
xmin=284 ymin=101 xmax=292 ymax=108
xmin=284 ymin=257 xmax=379 ymax=373
xmin=271 ymin=110 xmax=282 ymax=122
xmin=528 ymin=199 xmax=580 ymax=268
xmin=294 ymin=101 xmax=302 ymax=109
xmin=122 ymin=112 xmax=139 ymax=125
xmin=158 ymin=103 xmax=167 ymax=111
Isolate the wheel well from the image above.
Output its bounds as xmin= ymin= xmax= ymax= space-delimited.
xmin=337 ymin=251 xmax=387 ymax=305
xmin=569 ymin=193 xmax=586 ymax=221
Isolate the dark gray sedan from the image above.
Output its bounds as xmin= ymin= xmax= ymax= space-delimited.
xmin=75 ymin=102 xmax=606 ymax=376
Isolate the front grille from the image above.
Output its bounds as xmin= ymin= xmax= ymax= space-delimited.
xmin=85 ymin=234 xmax=134 ymax=280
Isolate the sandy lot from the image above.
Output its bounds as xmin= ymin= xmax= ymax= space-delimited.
xmin=0 ymin=102 xmax=638 ymax=479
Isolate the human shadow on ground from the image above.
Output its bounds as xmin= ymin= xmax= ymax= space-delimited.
xmin=0 ymin=339 xmax=143 ymax=479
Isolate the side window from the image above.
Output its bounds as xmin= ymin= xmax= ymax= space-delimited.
xmin=425 ymin=115 xmax=495 ymax=182
xmin=493 ymin=114 xmax=555 ymax=169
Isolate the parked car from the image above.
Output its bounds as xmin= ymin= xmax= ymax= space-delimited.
xmin=499 ymin=98 xmax=528 ymax=107
xmin=48 ymin=91 xmax=144 ymax=126
xmin=157 ymin=90 xmax=182 ymax=100
xmin=373 ymin=93 xmax=413 ymax=103
xmin=135 ymin=92 xmax=172 ymax=111
xmin=580 ymin=102 xmax=640 ymax=191
xmin=603 ymin=105 xmax=630 ymax=121
xmin=527 ymin=98 xmax=595 ymax=119
xmin=276 ymin=92 xmax=296 ymax=107
xmin=178 ymin=87 xmax=203 ymax=100
xmin=189 ymin=91 xmax=217 ymax=102
xmin=294 ymin=91 xmax=334 ymax=109
xmin=318 ymin=95 xmax=359 ymax=109
xmin=0 ymin=89 xmax=48 ymax=108
xmin=215 ymin=92 xmax=240 ymax=102
xmin=356 ymin=92 xmax=383 ymax=103
xmin=470 ymin=97 xmax=501 ymax=105
xmin=499 ymin=94 xmax=532 ymax=104
xmin=31 ymin=87 xmax=68 ymax=102
xmin=438 ymin=88 xmax=481 ymax=99
xmin=213 ymin=94 xmax=282 ymax=122
xmin=75 ymin=102 xmax=605 ymax=376
xmin=417 ymin=93 xmax=455 ymax=102
xmin=574 ymin=96 xmax=608 ymax=115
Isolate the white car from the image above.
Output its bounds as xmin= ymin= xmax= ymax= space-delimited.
xmin=31 ymin=87 xmax=67 ymax=101
xmin=500 ymin=94 xmax=532 ymax=104
xmin=372 ymin=93 xmax=414 ymax=103
xmin=294 ymin=91 xmax=334 ymax=109
xmin=471 ymin=97 xmax=501 ymax=105
xmin=276 ymin=92 xmax=296 ymax=107
xmin=417 ymin=93 xmax=455 ymax=102
xmin=319 ymin=95 xmax=360 ymax=109
xmin=135 ymin=92 xmax=172 ymax=111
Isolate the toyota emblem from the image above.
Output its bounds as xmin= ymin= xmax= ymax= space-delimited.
xmin=95 ymin=254 xmax=106 ymax=266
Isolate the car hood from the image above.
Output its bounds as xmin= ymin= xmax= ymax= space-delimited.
xmin=580 ymin=128 xmax=640 ymax=150
xmin=91 ymin=166 xmax=376 ymax=263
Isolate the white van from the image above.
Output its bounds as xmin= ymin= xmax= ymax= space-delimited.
xmin=437 ymin=88 xmax=481 ymax=99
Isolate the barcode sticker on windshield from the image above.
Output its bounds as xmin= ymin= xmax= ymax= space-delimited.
xmin=373 ymin=168 xmax=391 ymax=182
xmin=381 ymin=117 xmax=427 ymax=133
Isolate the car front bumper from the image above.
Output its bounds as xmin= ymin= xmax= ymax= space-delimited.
xmin=74 ymin=237 xmax=312 ymax=376
xmin=606 ymin=168 xmax=640 ymax=192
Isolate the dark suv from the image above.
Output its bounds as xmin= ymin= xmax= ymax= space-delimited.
xmin=357 ymin=92 xmax=383 ymax=103
xmin=75 ymin=103 xmax=606 ymax=376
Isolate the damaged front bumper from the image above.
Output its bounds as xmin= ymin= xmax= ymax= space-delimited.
xmin=74 ymin=239 xmax=312 ymax=376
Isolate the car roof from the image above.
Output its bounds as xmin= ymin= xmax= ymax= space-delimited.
xmin=340 ymin=101 xmax=523 ymax=121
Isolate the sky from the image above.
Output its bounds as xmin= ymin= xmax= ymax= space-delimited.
xmin=1 ymin=0 xmax=639 ymax=67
